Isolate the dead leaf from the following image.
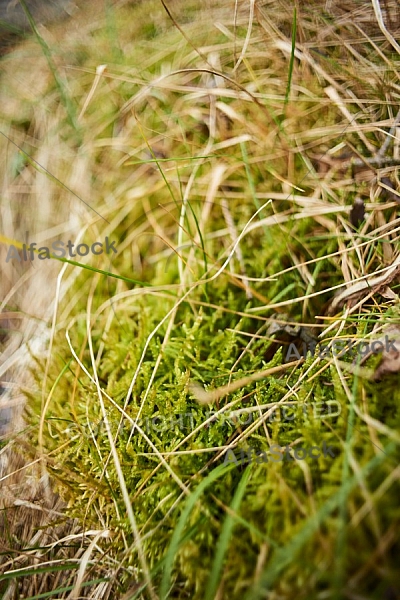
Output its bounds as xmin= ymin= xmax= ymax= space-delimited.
xmin=328 ymin=254 xmax=400 ymax=314
xmin=380 ymin=287 xmax=398 ymax=300
xmin=350 ymin=197 xmax=365 ymax=229
xmin=373 ymin=326 xmax=400 ymax=381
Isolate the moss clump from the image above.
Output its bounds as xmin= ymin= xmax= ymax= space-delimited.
xmin=27 ymin=251 xmax=400 ymax=598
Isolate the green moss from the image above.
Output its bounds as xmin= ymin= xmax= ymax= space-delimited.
xmin=25 ymin=245 xmax=400 ymax=597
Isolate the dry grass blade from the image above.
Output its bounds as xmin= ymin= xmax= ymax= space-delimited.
xmin=189 ymin=360 xmax=303 ymax=404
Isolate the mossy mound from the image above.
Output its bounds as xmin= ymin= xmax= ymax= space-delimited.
xmin=27 ymin=231 xmax=400 ymax=598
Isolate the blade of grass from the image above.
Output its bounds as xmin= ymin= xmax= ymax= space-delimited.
xmin=0 ymin=562 xmax=80 ymax=582
xmin=204 ymin=466 xmax=252 ymax=600
xmin=283 ymin=7 xmax=297 ymax=110
xmin=125 ymin=154 xmax=227 ymax=165
xmin=333 ymin=344 xmax=363 ymax=596
xmin=22 ymin=578 xmax=109 ymax=600
xmin=19 ymin=0 xmax=81 ymax=137
xmin=128 ymin=517 xmax=206 ymax=600
xmin=159 ymin=462 xmax=237 ymax=600
xmin=186 ymin=198 xmax=209 ymax=296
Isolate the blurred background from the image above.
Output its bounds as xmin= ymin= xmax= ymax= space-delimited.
xmin=0 ymin=0 xmax=77 ymax=52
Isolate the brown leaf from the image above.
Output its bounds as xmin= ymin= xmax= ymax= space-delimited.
xmin=349 ymin=197 xmax=365 ymax=229
xmin=328 ymin=254 xmax=400 ymax=314
xmin=373 ymin=327 xmax=400 ymax=381
xmin=380 ymin=287 xmax=398 ymax=300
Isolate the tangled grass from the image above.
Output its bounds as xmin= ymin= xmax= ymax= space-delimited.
xmin=0 ymin=0 xmax=399 ymax=598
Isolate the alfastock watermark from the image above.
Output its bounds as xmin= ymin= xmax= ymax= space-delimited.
xmin=284 ymin=334 xmax=396 ymax=362
xmin=5 ymin=236 xmax=118 ymax=262
xmin=223 ymin=440 xmax=336 ymax=465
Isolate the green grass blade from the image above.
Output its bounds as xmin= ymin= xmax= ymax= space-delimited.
xmin=18 ymin=0 xmax=81 ymax=136
xmin=21 ymin=578 xmax=108 ymax=600
xmin=204 ymin=465 xmax=252 ymax=600
xmin=159 ymin=462 xmax=237 ymax=600
xmin=0 ymin=562 xmax=79 ymax=582
xmin=332 ymin=347 xmax=361 ymax=595
xmin=284 ymin=7 xmax=297 ymax=109
xmin=186 ymin=198 xmax=209 ymax=286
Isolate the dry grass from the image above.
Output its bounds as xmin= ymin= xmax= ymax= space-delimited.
xmin=0 ymin=0 xmax=399 ymax=598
